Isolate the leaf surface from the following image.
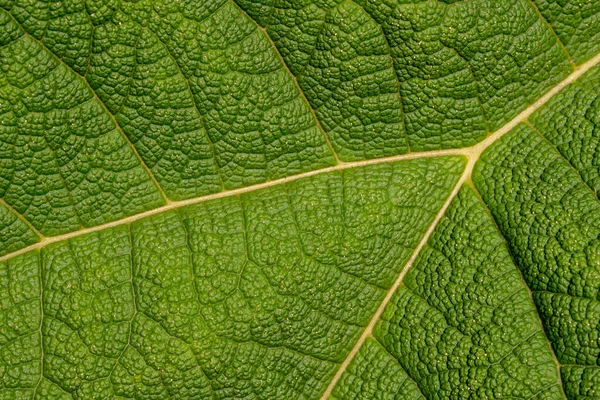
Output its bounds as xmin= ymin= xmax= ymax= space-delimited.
xmin=1 ymin=0 xmax=600 ymax=398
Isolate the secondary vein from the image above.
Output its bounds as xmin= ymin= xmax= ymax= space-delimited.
xmin=0 ymin=46 xmax=599 ymax=275
xmin=318 ymin=49 xmax=600 ymax=398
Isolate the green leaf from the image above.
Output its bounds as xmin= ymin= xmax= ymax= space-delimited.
xmin=1 ymin=0 xmax=600 ymax=398
xmin=334 ymin=186 xmax=563 ymax=399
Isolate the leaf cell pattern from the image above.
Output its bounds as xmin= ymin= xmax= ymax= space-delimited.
xmin=1 ymin=0 xmax=600 ymax=398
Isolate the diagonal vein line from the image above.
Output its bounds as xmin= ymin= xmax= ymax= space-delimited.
xmin=148 ymin=26 xmax=226 ymax=192
xmin=525 ymin=0 xmax=575 ymax=68
xmin=0 ymin=198 xmax=43 ymax=239
xmin=319 ymin=49 xmax=600 ymax=398
xmin=0 ymin=148 xmax=463 ymax=264
xmin=471 ymin=50 xmax=600 ymax=153
xmin=4 ymin=12 xmax=170 ymax=204
xmin=231 ymin=0 xmax=343 ymax=165
xmin=319 ymin=157 xmax=473 ymax=399
xmin=466 ymin=178 xmax=568 ymax=399
xmin=0 ymin=42 xmax=599 ymax=271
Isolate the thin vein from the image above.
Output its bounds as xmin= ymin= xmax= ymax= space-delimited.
xmin=373 ymin=326 xmax=546 ymax=395
xmin=282 ymin=179 xmax=386 ymax=291
xmin=148 ymin=25 xmax=226 ymax=192
xmin=0 ymin=198 xmax=43 ymax=239
xmin=237 ymin=195 xmax=251 ymax=289
xmin=82 ymin=0 xmax=94 ymax=77
xmin=113 ymin=31 xmax=141 ymax=117
xmin=436 ymin=5 xmax=490 ymax=144
xmin=526 ymin=121 xmax=599 ymax=201
xmin=319 ymin=156 xmax=473 ymax=399
xmin=232 ymin=0 xmax=342 ymax=165
xmin=261 ymin=0 xmax=277 ymax=30
xmin=466 ymin=178 xmax=568 ymax=399
xmin=107 ymin=224 xmax=137 ymax=394
xmin=38 ymin=119 xmax=86 ymax=229
xmin=0 ymin=45 xmax=599 ymax=270
xmin=465 ymin=59 xmax=489 ymax=134
xmin=350 ymin=0 xmax=411 ymax=153
xmin=369 ymin=334 xmax=426 ymax=397
xmin=525 ymin=0 xmax=575 ymax=69
xmin=173 ymin=209 xmax=217 ymax=398
xmin=33 ymin=250 xmax=45 ymax=397
xmin=286 ymin=5 xmax=328 ymax=79
xmin=5 ymin=13 xmax=170 ymax=204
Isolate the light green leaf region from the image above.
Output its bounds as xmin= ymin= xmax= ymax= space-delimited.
xmin=1 ymin=157 xmax=463 ymax=399
xmin=1 ymin=0 xmax=600 ymax=398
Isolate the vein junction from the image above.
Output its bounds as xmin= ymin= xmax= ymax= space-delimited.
xmin=0 ymin=1 xmax=600 ymax=399
xmin=2 ymin=50 xmax=599 ymax=265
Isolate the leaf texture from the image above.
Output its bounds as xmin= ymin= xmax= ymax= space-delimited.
xmin=1 ymin=0 xmax=600 ymax=398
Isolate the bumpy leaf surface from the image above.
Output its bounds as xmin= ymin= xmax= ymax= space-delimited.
xmin=1 ymin=0 xmax=600 ymax=398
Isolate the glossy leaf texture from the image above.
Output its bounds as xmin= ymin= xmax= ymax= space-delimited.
xmin=1 ymin=0 xmax=600 ymax=398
